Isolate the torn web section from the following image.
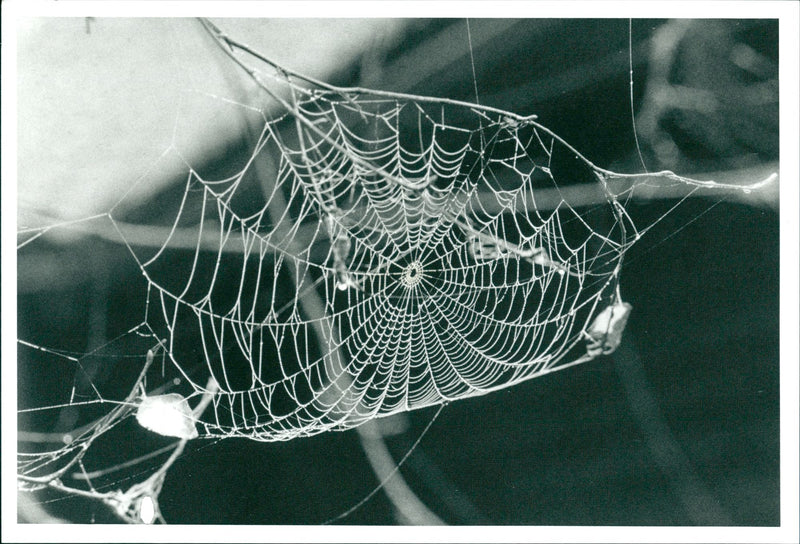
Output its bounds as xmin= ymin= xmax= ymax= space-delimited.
xmin=17 ymin=327 xmax=174 ymax=502
xmin=16 ymin=197 xmax=170 ymax=472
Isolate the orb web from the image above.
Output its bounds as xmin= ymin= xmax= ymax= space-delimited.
xmin=113 ymin=59 xmax=639 ymax=441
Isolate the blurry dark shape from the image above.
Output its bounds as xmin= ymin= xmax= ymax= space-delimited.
xmin=635 ymin=20 xmax=778 ymax=173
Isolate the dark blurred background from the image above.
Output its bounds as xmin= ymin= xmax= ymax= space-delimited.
xmin=17 ymin=18 xmax=779 ymax=525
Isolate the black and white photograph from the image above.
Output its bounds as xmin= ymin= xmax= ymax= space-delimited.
xmin=3 ymin=2 xmax=798 ymax=543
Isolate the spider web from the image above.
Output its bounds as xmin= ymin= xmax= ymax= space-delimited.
xmin=15 ymin=18 xmax=776 ymax=523
xmin=126 ymin=87 xmax=634 ymax=442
